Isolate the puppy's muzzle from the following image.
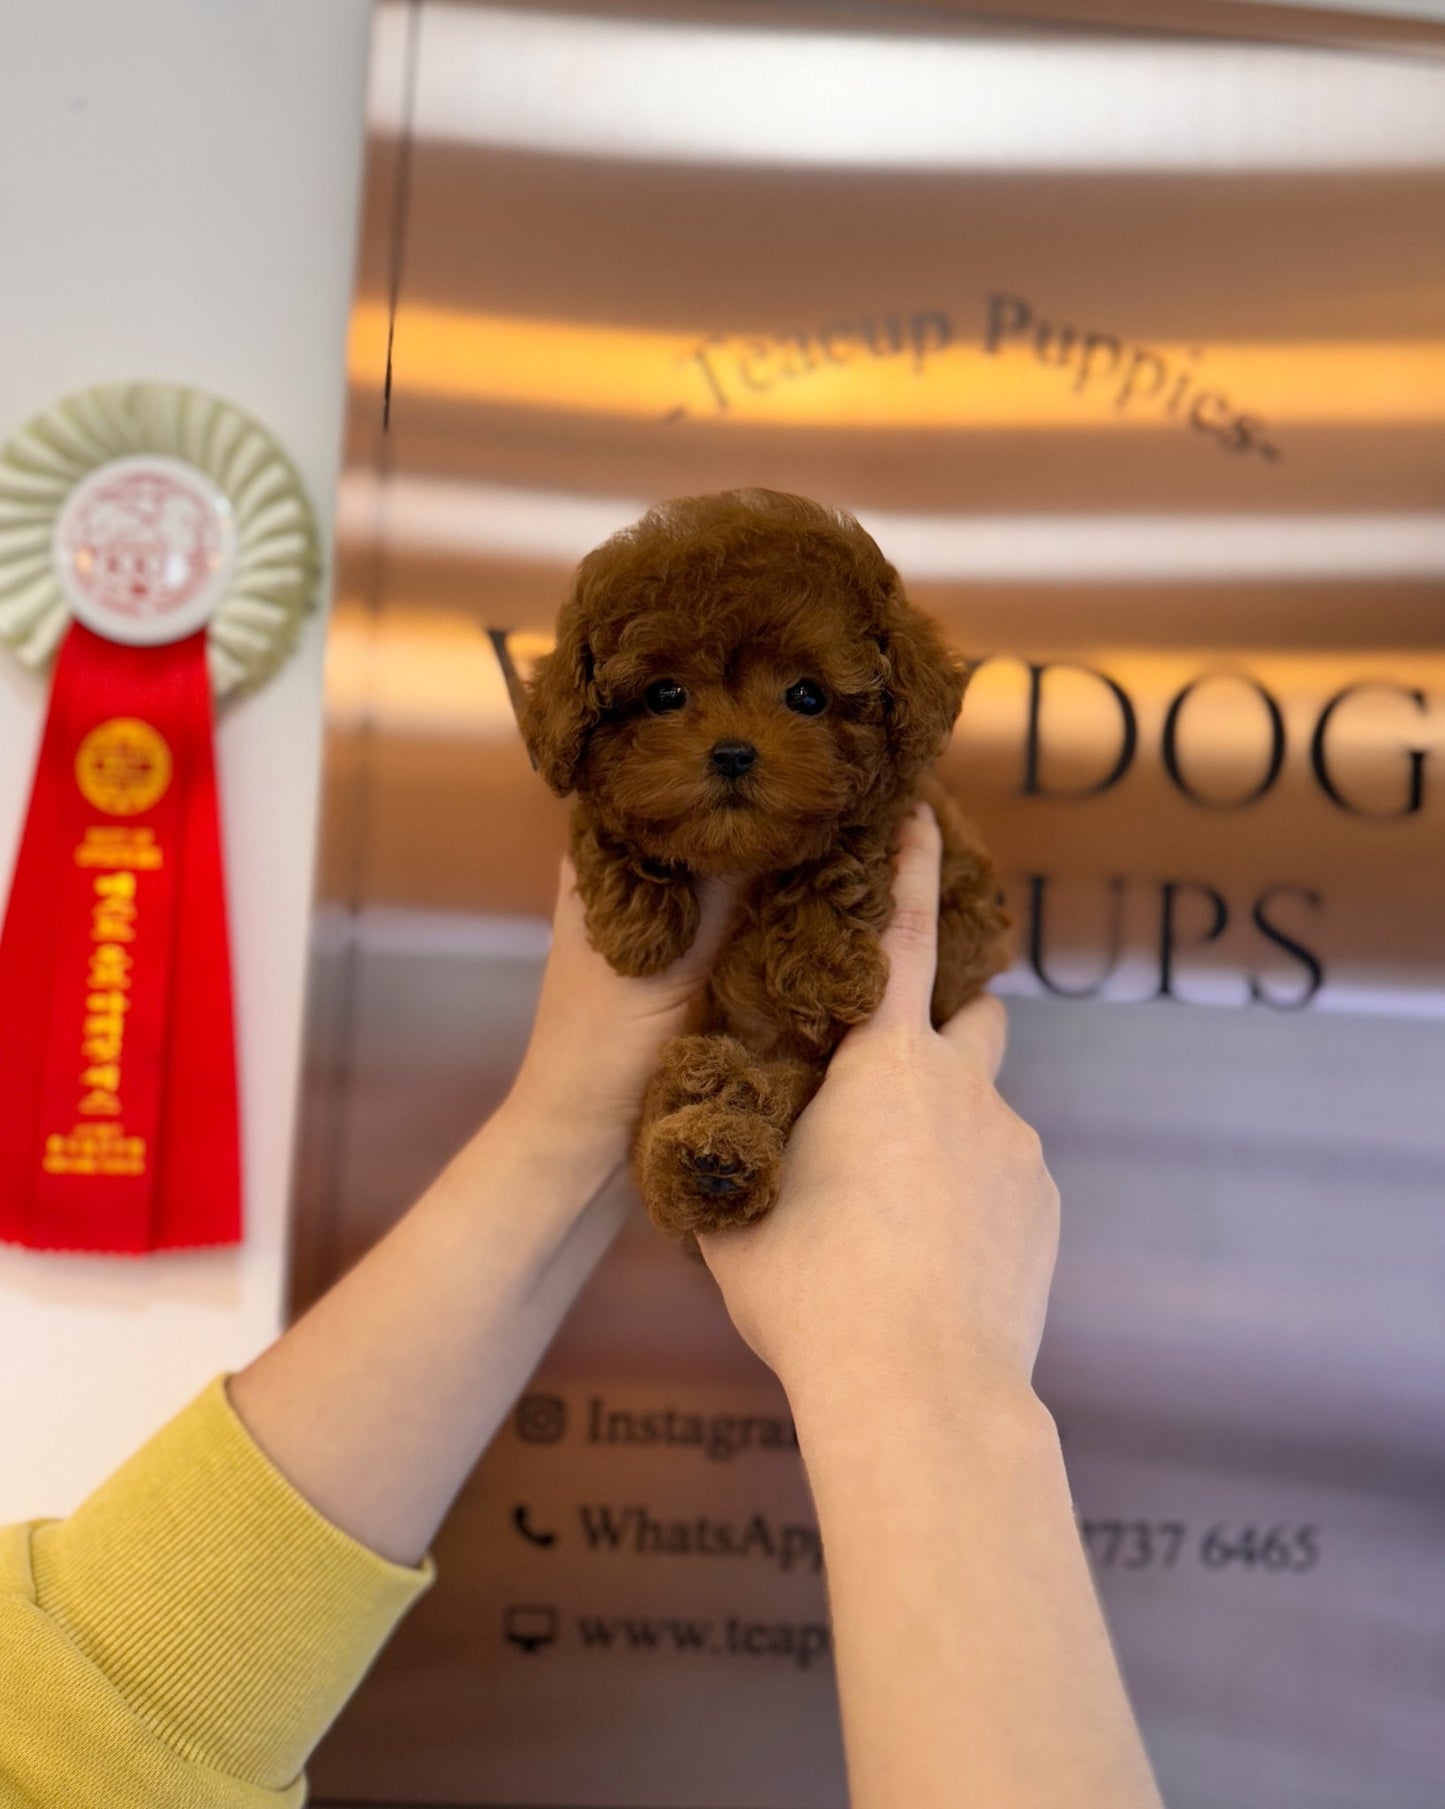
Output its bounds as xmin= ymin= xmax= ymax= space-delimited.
xmin=710 ymin=740 xmax=757 ymax=780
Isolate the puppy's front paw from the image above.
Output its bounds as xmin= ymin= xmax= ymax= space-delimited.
xmin=637 ymin=1102 xmax=782 ymax=1237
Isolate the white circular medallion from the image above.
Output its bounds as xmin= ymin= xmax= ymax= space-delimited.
xmin=53 ymin=454 xmax=236 ymax=647
xmin=0 ymin=382 xmax=319 ymax=697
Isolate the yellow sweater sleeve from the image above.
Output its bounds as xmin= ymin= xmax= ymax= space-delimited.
xmin=0 ymin=1374 xmax=434 ymax=1807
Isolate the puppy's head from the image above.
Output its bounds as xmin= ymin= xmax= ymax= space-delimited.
xmin=524 ymin=488 xmax=965 ymax=875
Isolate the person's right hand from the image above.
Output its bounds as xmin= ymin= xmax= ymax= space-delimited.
xmin=702 ymin=808 xmax=1164 ymax=1809
xmin=698 ymin=803 xmax=1061 ymax=1425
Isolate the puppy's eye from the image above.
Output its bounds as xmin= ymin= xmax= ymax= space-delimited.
xmin=644 ymin=679 xmax=689 ymax=714
xmin=784 ymin=679 xmax=827 ymax=716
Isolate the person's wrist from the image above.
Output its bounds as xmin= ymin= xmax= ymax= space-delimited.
xmin=785 ymin=1347 xmax=1056 ymax=1481
xmin=484 ymin=1082 xmax=631 ymax=1197
xmin=788 ymin=1369 xmax=1070 ymax=1606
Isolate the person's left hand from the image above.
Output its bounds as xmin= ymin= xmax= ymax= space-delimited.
xmin=501 ymin=857 xmax=738 ymax=1176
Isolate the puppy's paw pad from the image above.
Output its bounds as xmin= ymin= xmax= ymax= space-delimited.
xmin=639 ymin=1104 xmax=781 ymax=1236
xmin=688 ymin=1153 xmax=744 ymax=1195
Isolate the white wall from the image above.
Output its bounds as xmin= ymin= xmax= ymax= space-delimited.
xmin=0 ymin=1 xmax=372 ymax=1520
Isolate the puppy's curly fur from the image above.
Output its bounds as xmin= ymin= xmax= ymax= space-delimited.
xmin=524 ymin=488 xmax=1010 ymax=1239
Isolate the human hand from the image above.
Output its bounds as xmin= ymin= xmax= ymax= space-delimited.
xmin=501 ymin=857 xmax=738 ymax=1176
xmin=699 ymin=805 xmax=1060 ymax=1424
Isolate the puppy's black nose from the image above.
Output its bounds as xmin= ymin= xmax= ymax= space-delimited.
xmin=710 ymin=740 xmax=757 ymax=779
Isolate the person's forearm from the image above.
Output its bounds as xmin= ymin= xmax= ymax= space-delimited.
xmin=793 ymin=1374 xmax=1164 ymax=1809
xmin=228 ymin=1100 xmax=627 ymax=1567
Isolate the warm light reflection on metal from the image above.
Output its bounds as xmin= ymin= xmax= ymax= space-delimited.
xmin=348 ymin=300 xmax=1445 ymax=429
xmin=325 ymin=600 xmax=553 ymax=740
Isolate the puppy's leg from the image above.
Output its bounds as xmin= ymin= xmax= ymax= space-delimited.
xmin=923 ymin=780 xmax=1012 ymax=1026
xmin=570 ymin=811 xmax=699 ymax=977
xmin=636 ymin=1036 xmax=818 ymax=1237
xmin=633 ymin=846 xmax=889 ymax=1237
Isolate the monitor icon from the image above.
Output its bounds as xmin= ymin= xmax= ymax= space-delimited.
xmin=504 ymin=1603 xmax=559 ymax=1654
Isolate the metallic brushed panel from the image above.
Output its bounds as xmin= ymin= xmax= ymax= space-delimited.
xmin=296 ymin=6 xmax=1445 ymax=1804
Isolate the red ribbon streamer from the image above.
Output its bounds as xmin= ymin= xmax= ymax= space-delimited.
xmin=0 ymin=623 xmax=241 ymax=1252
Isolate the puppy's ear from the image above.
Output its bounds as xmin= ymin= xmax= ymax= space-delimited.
xmin=522 ymin=596 xmax=601 ymax=796
xmin=876 ymin=582 xmax=967 ymax=777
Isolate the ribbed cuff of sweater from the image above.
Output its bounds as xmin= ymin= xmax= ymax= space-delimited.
xmin=29 ymin=1373 xmax=434 ymax=1792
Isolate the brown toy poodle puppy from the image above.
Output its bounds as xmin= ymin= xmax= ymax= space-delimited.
xmin=524 ymin=487 xmax=1009 ymax=1239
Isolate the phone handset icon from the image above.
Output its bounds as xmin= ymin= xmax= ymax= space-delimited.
xmin=513 ymin=1504 xmax=558 ymax=1547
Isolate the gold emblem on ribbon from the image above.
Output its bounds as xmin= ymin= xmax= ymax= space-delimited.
xmin=74 ymin=718 xmax=173 ymax=817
